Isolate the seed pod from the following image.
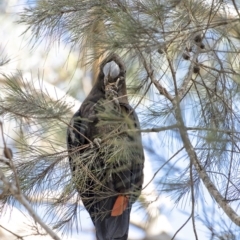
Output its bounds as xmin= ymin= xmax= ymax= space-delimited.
xmin=194 ymin=34 xmax=202 ymax=43
xmin=182 ymin=52 xmax=190 ymax=60
xmin=193 ymin=65 xmax=200 ymax=74
xmin=157 ymin=48 xmax=164 ymax=54
xmin=4 ymin=147 xmax=13 ymax=160
xmin=200 ymin=43 xmax=205 ymax=49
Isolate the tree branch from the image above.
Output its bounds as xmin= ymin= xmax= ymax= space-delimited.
xmin=152 ymin=80 xmax=174 ymax=102
xmin=0 ymin=169 xmax=61 ymax=240
xmin=137 ymin=49 xmax=174 ymax=102
xmin=0 ymin=121 xmax=61 ymax=240
xmin=174 ymin=99 xmax=240 ymax=227
xmin=0 ymin=224 xmax=24 ymax=240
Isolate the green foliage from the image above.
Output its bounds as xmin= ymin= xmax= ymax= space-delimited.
xmin=1 ymin=74 xmax=72 ymax=121
xmin=1 ymin=0 xmax=240 ymax=238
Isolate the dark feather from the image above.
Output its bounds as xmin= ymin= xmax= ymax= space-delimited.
xmin=67 ymin=53 xmax=144 ymax=240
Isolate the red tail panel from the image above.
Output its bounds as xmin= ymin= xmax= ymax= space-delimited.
xmin=111 ymin=195 xmax=129 ymax=216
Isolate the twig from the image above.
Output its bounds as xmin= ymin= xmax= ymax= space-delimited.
xmin=232 ymin=0 xmax=240 ymax=18
xmin=0 ymin=122 xmax=21 ymax=192
xmin=133 ymin=124 xmax=180 ymax=133
xmin=0 ymin=168 xmax=61 ymax=240
xmin=0 ymin=224 xmax=24 ymax=239
xmin=0 ymin=156 xmax=10 ymax=166
xmin=178 ymin=49 xmax=201 ymax=100
xmin=190 ymin=150 xmax=198 ymax=240
xmin=132 ymin=125 xmax=240 ymax=135
xmin=171 ymin=213 xmax=192 ymax=240
xmin=174 ymin=99 xmax=240 ymax=227
xmin=152 ymin=79 xmax=174 ymax=102
xmin=137 ymin=48 xmax=174 ymax=102
xmin=143 ymin=147 xmax=184 ymax=190
xmin=15 ymin=194 xmax=61 ymax=240
xmin=0 ymin=122 xmax=61 ymax=240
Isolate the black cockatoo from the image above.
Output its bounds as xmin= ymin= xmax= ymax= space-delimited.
xmin=67 ymin=53 xmax=144 ymax=240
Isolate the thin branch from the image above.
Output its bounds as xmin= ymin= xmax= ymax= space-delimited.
xmin=174 ymin=99 xmax=240 ymax=227
xmin=225 ymin=96 xmax=235 ymax=199
xmin=185 ymin=126 xmax=237 ymax=134
xmin=0 ymin=224 xmax=24 ymax=240
xmin=136 ymin=48 xmax=174 ymax=102
xmin=171 ymin=213 xmax=192 ymax=240
xmin=0 ymin=156 xmax=10 ymax=166
xmin=232 ymin=0 xmax=240 ymax=18
xmin=15 ymin=194 xmax=61 ymax=240
xmin=0 ymin=122 xmax=21 ymax=192
xmin=0 ymin=121 xmax=61 ymax=240
xmin=136 ymin=124 xmax=180 ymax=133
xmin=136 ymin=125 xmax=240 ymax=135
xmin=152 ymin=79 xmax=174 ymax=102
xmin=165 ymin=53 xmax=178 ymax=97
xmin=143 ymin=147 xmax=184 ymax=190
xmin=0 ymin=169 xmax=61 ymax=240
xmin=178 ymin=48 xmax=201 ymax=100
xmin=190 ymin=151 xmax=198 ymax=240
xmin=206 ymin=171 xmax=240 ymax=194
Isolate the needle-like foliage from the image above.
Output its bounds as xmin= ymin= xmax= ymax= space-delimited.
xmin=1 ymin=0 xmax=240 ymax=239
